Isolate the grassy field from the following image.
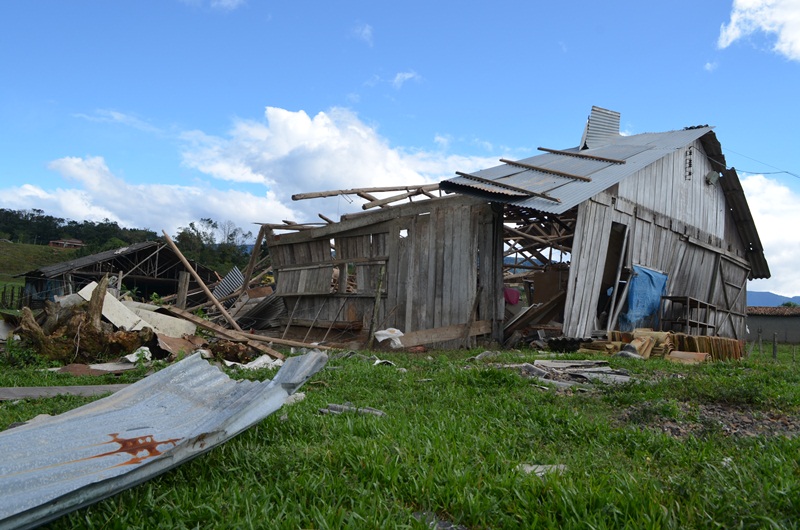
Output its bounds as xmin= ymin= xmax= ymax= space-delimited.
xmin=0 ymin=241 xmax=77 ymax=287
xmin=1 ymin=345 xmax=799 ymax=529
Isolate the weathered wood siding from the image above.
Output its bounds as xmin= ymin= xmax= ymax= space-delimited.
xmin=266 ymin=195 xmax=502 ymax=346
xmin=563 ymin=140 xmax=751 ymax=339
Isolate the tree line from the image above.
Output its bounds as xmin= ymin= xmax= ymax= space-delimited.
xmin=0 ymin=208 xmax=257 ymax=274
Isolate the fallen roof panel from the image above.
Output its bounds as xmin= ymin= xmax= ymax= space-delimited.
xmin=0 ymin=350 xmax=327 ymax=530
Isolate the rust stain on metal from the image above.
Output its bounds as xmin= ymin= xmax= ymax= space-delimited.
xmin=85 ymin=433 xmax=182 ymax=466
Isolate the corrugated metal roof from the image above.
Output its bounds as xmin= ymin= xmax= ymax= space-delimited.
xmin=580 ymin=106 xmax=621 ymax=149
xmin=0 ymin=350 xmax=327 ymax=530
xmin=212 ymin=265 xmax=244 ymax=299
xmin=442 ymin=126 xmax=713 ymax=215
xmin=440 ymin=112 xmax=769 ymax=280
xmin=25 ymin=241 xmax=160 ymax=279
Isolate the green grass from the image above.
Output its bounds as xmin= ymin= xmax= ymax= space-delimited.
xmin=0 ymin=241 xmax=77 ymax=289
xmin=2 ymin=346 xmax=800 ymax=529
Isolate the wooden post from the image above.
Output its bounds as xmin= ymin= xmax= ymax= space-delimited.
xmin=176 ymin=271 xmax=190 ymax=309
xmin=161 ymin=230 xmax=242 ymax=332
xmin=758 ymin=328 xmax=763 ymax=356
xmin=462 ymin=285 xmax=483 ymax=349
xmin=230 ymin=225 xmax=267 ymax=309
xmin=366 ymin=265 xmax=386 ymax=350
xmin=773 ymin=332 xmax=778 ymax=360
xmin=282 ymin=297 xmax=301 ymax=340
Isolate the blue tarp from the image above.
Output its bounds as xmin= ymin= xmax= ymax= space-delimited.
xmin=618 ymin=265 xmax=668 ymax=332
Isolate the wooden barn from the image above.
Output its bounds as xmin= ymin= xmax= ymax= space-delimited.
xmin=19 ymin=241 xmax=218 ymax=307
xmin=263 ymin=106 xmax=769 ymax=347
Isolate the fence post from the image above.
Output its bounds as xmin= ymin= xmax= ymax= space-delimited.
xmin=773 ymin=332 xmax=778 ymax=360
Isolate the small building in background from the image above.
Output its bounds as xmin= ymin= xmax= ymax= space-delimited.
xmin=747 ymin=306 xmax=800 ymax=344
xmin=48 ymin=239 xmax=86 ymax=249
xmin=18 ymin=241 xmax=217 ymax=307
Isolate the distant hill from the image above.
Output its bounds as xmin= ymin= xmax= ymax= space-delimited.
xmin=0 ymin=242 xmax=78 ymax=286
xmin=747 ymin=291 xmax=800 ymax=307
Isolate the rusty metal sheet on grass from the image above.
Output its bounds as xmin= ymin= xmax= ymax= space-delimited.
xmin=0 ymin=350 xmax=327 ymax=530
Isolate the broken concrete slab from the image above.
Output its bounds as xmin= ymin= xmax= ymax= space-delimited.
xmin=122 ymin=302 xmax=197 ymax=338
xmin=78 ymin=281 xmax=147 ymax=331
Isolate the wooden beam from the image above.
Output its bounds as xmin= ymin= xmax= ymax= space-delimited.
xmin=162 ymin=231 xmax=243 ymax=332
xmin=362 ymin=187 xmax=436 ymax=210
xmin=269 ymin=194 xmax=482 ymax=246
xmin=292 ymin=184 xmax=439 ymax=201
xmin=504 ymin=226 xmax=572 ymax=253
xmin=499 ymin=158 xmax=591 ymax=182
xmin=279 ymin=317 xmax=362 ymax=331
xmin=159 ymin=306 xmax=286 ymax=359
xmin=356 ymin=192 xmax=379 ymax=202
xmin=536 ymin=146 xmax=626 ymax=164
xmin=400 ymin=320 xmax=492 ymax=348
xmin=455 ymin=171 xmax=560 ymax=203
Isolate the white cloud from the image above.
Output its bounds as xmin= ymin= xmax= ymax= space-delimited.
xmin=73 ymin=109 xmax=161 ymax=133
xmin=704 ymin=61 xmax=718 ymax=71
xmin=180 ymin=0 xmax=246 ymax=10
xmin=353 ymin=23 xmax=373 ymax=46
xmin=392 ymin=71 xmax=421 ymax=89
xmin=0 ymin=156 xmax=295 ymax=238
xmin=211 ymin=0 xmax=246 ymax=9
xmin=0 ymin=107 xmax=498 ymax=238
xmin=180 ymin=107 xmax=498 ymax=222
xmin=741 ymin=173 xmax=800 ymax=296
xmin=719 ymin=0 xmax=800 ymax=61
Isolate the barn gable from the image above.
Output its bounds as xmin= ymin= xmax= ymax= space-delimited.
xmin=441 ymin=106 xmax=769 ymax=340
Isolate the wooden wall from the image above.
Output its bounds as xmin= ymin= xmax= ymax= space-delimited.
xmin=266 ymin=195 xmax=503 ymax=347
xmin=563 ymin=140 xmax=751 ymax=339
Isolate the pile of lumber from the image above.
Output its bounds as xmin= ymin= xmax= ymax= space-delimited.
xmin=582 ymin=329 xmax=744 ymax=363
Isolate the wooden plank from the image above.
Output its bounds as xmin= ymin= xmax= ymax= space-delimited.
xmin=400 ymin=320 xmax=492 ymax=348
xmin=272 ymin=194 xmax=482 ymax=246
xmin=432 ymin=208 xmax=446 ymax=328
xmin=403 ymin=217 xmax=417 ymax=331
xmin=442 ymin=205 xmax=455 ymax=326
xmin=160 ymin=306 xmax=285 ymax=360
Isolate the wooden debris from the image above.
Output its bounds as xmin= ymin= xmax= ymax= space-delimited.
xmin=17 ymin=276 xmax=155 ymax=364
xmin=319 ymin=403 xmax=386 ymax=417
xmin=666 ymin=351 xmax=711 ymax=364
xmin=399 ymin=321 xmax=492 ymax=348
xmin=159 ymin=306 xmax=286 ymax=360
xmin=162 ymin=230 xmax=242 ymax=332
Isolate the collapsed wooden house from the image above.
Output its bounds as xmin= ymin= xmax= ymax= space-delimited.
xmin=262 ymin=107 xmax=769 ymax=347
xmin=18 ymin=241 xmax=218 ymax=307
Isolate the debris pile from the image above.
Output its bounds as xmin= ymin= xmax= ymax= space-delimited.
xmin=484 ymin=358 xmax=633 ymax=389
xmin=534 ymin=329 xmax=744 ymax=363
xmin=1 ymin=228 xmax=335 ymax=369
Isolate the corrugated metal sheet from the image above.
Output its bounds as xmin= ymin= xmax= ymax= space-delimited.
xmin=440 ymin=117 xmax=769 ymax=279
xmin=212 ymin=265 xmax=244 ymax=299
xmin=0 ymin=350 xmax=327 ymax=530
xmin=441 ymin=126 xmax=713 ymax=215
xmin=580 ymin=106 xmax=621 ymax=149
xmin=23 ymin=242 xmax=159 ymax=279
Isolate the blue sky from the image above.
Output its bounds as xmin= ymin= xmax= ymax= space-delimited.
xmin=1 ymin=0 xmax=799 ymax=295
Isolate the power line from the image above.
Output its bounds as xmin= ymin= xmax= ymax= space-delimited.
xmin=723 ymin=147 xmax=800 ymax=179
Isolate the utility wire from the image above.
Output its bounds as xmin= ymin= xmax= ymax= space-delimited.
xmin=723 ymin=147 xmax=800 ymax=179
